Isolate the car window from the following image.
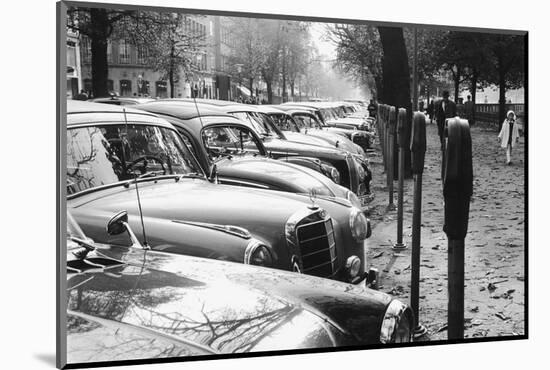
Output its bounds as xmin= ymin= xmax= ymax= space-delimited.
xmin=67 ymin=123 xmax=203 ymax=194
xmin=202 ymin=125 xmax=261 ymax=160
xmin=269 ymin=113 xmax=299 ymax=132
xmin=293 ymin=114 xmax=322 ymax=129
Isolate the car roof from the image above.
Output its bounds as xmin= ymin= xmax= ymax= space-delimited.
xmin=134 ymin=100 xmax=237 ymax=120
xmin=66 ymin=100 xmax=173 ymax=128
xmin=254 ymin=105 xmax=289 ymax=115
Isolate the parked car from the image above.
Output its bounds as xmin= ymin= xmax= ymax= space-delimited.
xmin=273 ymin=104 xmax=373 ymax=151
xmin=134 ymin=100 xmax=365 ymax=209
xmin=258 ymin=105 xmax=367 ymax=156
xmin=65 ymin=211 xmax=413 ymax=365
xmin=66 ymin=101 xmax=369 ymax=282
xmin=213 ymin=103 xmax=373 ymax=205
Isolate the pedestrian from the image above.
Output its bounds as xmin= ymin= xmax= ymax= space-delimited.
xmin=367 ymin=98 xmax=378 ymax=118
xmin=435 ymin=91 xmax=457 ymax=147
xmin=74 ymin=89 xmax=88 ymax=101
xmin=498 ymin=110 xmax=520 ymax=165
xmin=427 ymin=98 xmax=434 ymax=122
xmin=464 ymin=95 xmax=474 ymax=126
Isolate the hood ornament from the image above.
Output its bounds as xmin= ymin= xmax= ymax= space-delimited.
xmin=308 ymin=188 xmax=318 ymax=209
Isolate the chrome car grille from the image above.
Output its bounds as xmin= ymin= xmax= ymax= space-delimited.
xmin=296 ymin=218 xmax=337 ymax=277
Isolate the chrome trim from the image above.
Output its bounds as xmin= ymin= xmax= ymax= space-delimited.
xmin=219 ymin=177 xmax=271 ymax=189
xmin=172 ymin=220 xmax=252 ymax=239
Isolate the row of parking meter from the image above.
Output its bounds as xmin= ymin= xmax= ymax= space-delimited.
xmin=374 ymin=107 xmax=472 ymax=340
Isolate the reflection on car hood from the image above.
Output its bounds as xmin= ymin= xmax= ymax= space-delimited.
xmin=67 ymin=247 xmax=393 ymax=361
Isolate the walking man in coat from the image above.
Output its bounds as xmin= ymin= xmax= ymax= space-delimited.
xmin=435 ymin=91 xmax=457 ymax=147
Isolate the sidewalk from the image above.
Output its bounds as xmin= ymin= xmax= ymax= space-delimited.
xmin=366 ymin=121 xmax=525 ymax=340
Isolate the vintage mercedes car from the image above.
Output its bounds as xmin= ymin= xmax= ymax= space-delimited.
xmin=66 ymin=101 xmax=369 ymax=282
xmin=65 ymin=211 xmax=413 ymax=366
xmin=134 ymin=100 xmax=365 ymax=210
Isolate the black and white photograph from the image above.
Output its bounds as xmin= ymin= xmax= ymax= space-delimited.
xmin=55 ymin=0 xmax=528 ymax=368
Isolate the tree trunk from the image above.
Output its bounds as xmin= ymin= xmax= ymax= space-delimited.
xmin=266 ymin=80 xmax=273 ymax=103
xmin=454 ymin=67 xmax=460 ymax=104
xmin=249 ymin=78 xmax=254 ymax=98
xmin=169 ymin=45 xmax=175 ymax=98
xmin=471 ymin=71 xmax=478 ymax=125
xmin=90 ymin=8 xmax=109 ymax=98
xmin=498 ymin=68 xmax=507 ymax=130
xmin=378 ymin=26 xmax=413 ymax=179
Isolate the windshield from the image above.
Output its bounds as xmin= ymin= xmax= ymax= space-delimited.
xmin=293 ymin=114 xmax=323 ymax=130
xmin=67 ymin=123 xmax=203 ymax=195
xmin=231 ymin=111 xmax=281 ymax=138
xmin=202 ymin=125 xmax=262 ymax=160
xmin=268 ymin=113 xmax=300 ymax=133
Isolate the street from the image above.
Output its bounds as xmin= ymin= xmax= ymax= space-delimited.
xmin=367 ymin=121 xmax=525 ymax=340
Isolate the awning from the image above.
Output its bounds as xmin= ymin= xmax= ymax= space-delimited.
xmin=237 ymin=85 xmax=251 ymax=97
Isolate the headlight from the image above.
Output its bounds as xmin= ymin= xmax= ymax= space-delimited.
xmin=346 ymin=190 xmax=362 ymax=209
xmin=349 ymin=207 xmax=368 ymax=241
xmin=321 ymin=163 xmax=341 ymax=184
xmin=244 ymin=240 xmax=273 ymax=267
xmin=380 ymin=300 xmax=413 ymax=343
xmin=356 ymin=160 xmax=365 ymax=181
xmin=330 ymin=167 xmax=341 ymax=184
xmin=345 ymin=255 xmax=361 ymax=279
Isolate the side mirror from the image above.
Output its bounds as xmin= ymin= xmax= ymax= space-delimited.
xmin=106 ymin=211 xmax=148 ymax=250
xmin=107 ymin=210 xmax=128 ymax=236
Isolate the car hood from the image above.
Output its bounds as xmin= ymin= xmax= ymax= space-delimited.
xmin=262 ymin=137 xmax=348 ymax=159
xmin=300 ymin=130 xmax=362 ymax=155
xmin=217 ymin=156 xmax=345 ymax=197
xmin=67 ymin=247 xmax=393 ymax=358
xmin=68 ymin=179 xmax=317 ymax=241
xmin=283 ymin=131 xmax=332 ymax=147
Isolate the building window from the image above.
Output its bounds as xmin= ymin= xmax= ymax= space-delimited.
xmin=119 ymin=40 xmax=130 ymax=64
xmin=107 ymin=79 xmax=114 ymax=93
xmin=155 ymin=81 xmax=168 ymax=98
xmin=137 ymin=45 xmax=148 ymax=65
xmin=120 ymin=79 xmax=132 ymax=96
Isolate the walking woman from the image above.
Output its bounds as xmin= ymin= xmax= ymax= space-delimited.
xmin=498 ymin=110 xmax=520 ymax=165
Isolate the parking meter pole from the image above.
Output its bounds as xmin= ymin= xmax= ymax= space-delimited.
xmin=448 ymin=239 xmax=465 ymax=339
xmin=410 ymin=112 xmax=427 ymax=338
xmin=387 ymin=106 xmax=396 ymax=208
xmin=393 ymin=108 xmax=407 ymax=250
xmin=443 ymin=118 xmax=473 ymax=341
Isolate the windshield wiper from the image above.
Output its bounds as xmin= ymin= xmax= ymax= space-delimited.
xmin=176 ymin=172 xmax=206 ymax=181
xmin=123 ymin=171 xmax=180 ymax=187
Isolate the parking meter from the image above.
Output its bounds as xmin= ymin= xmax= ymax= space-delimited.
xmin=443 ymin=117 xmax=472 ymax=340
xmin=411 ymin=112 xmax=427 ymax=175
xmin=393 ymin=108 xmax=408 ymax=250
xmin=387 ymin=106 xmax=397 ymax=207
xmin=410 ymin=112 xmax=428 ymax=338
